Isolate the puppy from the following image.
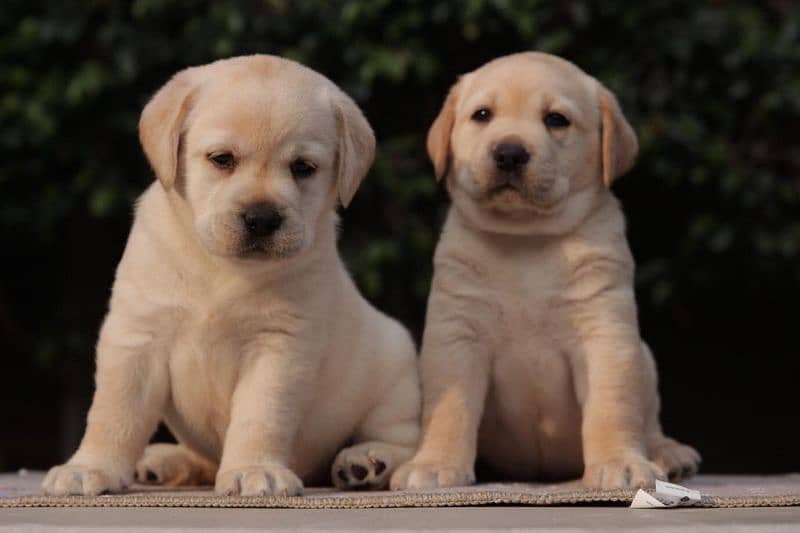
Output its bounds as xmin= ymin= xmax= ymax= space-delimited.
xmin=42 ymin=55 xmax=420 ymax=497
xmin=391 ymin=52 xmax=699 ymax=491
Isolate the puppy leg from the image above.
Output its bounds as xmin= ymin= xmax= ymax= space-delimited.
xmin=333 ymin=366 xmax=419 ymax=490
xmin=573 ymin=314 xmax=666 ymax=490
xmin=640 ymin=344 xmax=701 ymax=481
xmin=135 ymin=443 xmax=217 ymax=486
xmin=215 ymin=340 xmax=315 ymax=497
xmin=42 ymin=311 xmax=169 ymax=496
xmin=390 ymin=292 xmax=491 ymax=490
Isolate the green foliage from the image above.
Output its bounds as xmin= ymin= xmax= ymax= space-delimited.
xmin=1 ymin=0 xmax=798 ymax=369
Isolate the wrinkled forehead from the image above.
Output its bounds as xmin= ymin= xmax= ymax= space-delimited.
xmin=187 ymin=75 xmax=338 ymax=149
xmin=459 ymin=57 xmax=598 ymax=118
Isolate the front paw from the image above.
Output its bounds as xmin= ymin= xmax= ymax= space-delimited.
xmin=215 ymin=464 xmax=303 ymax=496
xmin=583 ymin=454 xmax=666 ymax=490
xmin=390 ymin=460 xmax=475 ymax=490
xmin=42 ymin=464 xmax=128 ymax=496
xmin=649 ymin=437 xmax=701 ymax=481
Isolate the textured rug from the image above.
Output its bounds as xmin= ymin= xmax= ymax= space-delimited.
xmin=2 ymin=472 xmax=798 ymax=509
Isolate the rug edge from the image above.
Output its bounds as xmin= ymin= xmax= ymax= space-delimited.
xmin=2 ymin=491 xmax=799 ymax=509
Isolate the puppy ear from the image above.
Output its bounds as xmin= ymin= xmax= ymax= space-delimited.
xmin=427 ymin=79 xmax=461 ymax=181
xmin=334 ymin=93 xmax=376 ymax=208
xmin=597 ymin=83 xmax=638 ymax=187
xmin=139 ymin=68 xmax=198 ymax=190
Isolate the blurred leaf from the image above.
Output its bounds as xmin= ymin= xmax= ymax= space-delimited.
xmin=0 ymin=0 xmax=798 ymax=369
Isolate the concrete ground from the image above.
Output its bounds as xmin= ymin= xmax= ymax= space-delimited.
xmin=2 ymin=506 xmax=800 ymax=532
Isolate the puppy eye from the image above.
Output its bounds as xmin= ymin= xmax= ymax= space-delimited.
xmin=290 ymin=158 xmax=316 ymax=178
xmin=208 ymin=152 xmax=235 ymax=170
xmin=543 ymin=112 xmax=570 ymax=129
xmin=471 ymin=108 xmax=492 ymax=123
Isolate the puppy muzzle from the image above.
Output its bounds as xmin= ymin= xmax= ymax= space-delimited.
xmin=492 ymin=142 xmax=530 ymax=174
xmin=241 ymin=203 xmax=283 ymax=238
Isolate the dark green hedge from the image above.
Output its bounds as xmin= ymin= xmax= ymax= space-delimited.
xmin=1 ymin=0 xmax=798 ymax=370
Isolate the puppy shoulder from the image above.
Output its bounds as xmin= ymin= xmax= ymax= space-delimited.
xmin=432 ymin=208 xmax=493 ymax=277
xmin=573 ymin=193 xmax=629 ymax=251
xmin=560 ymin=194 xmax=634 ymax=284
xmin=380 ymin=315 xmax=417 ymax=365
xmin=131 ymin=182 xmax=168 ymax=228
xmin=112 ymin=184 xmax=190 ymax=307
xmin=113 ymin=183 xmax=164 ymax=277
xmin=332 ymin=268 xmax=416 ymax=361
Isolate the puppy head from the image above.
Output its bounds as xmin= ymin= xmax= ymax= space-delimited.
xmin=428 ymin=52 xmax=637 ymax=235
xmin=139 ymin=55 xmax=375 ymax=260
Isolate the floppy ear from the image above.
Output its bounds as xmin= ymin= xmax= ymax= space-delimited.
xmin=597 ymin=83 xmax=638 ymax=187
xmin=138 ymin=68 xmax=198 ymax=190
xmin=427 ymin=79 xmax=461 ymax=181
xmin=334 ymin=93 xmax=376 ymax=208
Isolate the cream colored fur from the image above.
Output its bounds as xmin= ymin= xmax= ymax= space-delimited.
xmin=42 ymin=55 xmax=420 ymax=497
xmin=391 ymin=52 xmax=699 ymax=491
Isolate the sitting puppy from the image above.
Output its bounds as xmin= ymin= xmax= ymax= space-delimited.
xmin=42 ymin=55 xmax=420 ymax=497
xmin=391 ymin=52 xmax=699 ymax=491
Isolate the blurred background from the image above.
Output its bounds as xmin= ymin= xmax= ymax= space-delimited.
xmin=1 ymin=0 xmax=798 ymax=476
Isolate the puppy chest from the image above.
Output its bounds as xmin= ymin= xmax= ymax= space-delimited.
xmin=487 ymin=266 xmax=581 ymax=439
xmin=491 ymin=270 xmax=563 ymax=348
xmin=485 ymin=341 xmax=582 ymax=471
xmin=165 ymin=310 xmax=267 ymax=438
xmin=169 ymin=301 xmax=300 ymax=372
xmin=170 ymin=309 xmax=245 ymax=372
xmin=491 ymin=333 xmax=574 ymax=411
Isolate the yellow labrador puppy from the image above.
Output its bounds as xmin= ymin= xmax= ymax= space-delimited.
xmin=391 ymin=52 xmax=699 ymax=491
xmin=42 ymin=55 xmax=420 ymax=497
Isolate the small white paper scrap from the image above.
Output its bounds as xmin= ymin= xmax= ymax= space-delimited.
xmin=630 ymin=479 xmax=702 ymax=509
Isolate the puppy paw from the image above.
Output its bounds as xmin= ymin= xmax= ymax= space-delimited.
xmin=389 ymin=460 xmax=475 ymax=490
xmin=332 ymin=442 xmax=407 ymax=490
xmin=135 ymin=443 xmax=217 ymax=486
xmin=650 ymin=437 xmax=701 ymax=482
xmin=42 ymin=464 xmax=127 ymax=496
xmin=583 ymin=454 xmax=666 ymax=490
xmin=215 ymin=464 xmax=303 ymax=497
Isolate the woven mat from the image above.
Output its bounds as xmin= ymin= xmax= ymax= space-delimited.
xmin=2 ymin=472 xmax=799 ymax=509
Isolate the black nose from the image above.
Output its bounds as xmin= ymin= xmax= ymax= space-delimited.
xmin=241 ymin=204 xmax=283 ymax=238
xmin=493 ymin=143 xmax=530 ymax=172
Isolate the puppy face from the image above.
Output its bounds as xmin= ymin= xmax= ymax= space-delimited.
xmin=184 ymin=75 xmax=338 ymax=260
xmin=139 ymin=56 xmax=375 ymax=260
xmin=429 ymin=52 xmax=637 ymax=235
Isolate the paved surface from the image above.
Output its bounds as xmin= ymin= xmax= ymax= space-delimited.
xmin=2 ymin=506 xmax=800 ymax=532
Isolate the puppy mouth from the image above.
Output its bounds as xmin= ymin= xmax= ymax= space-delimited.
xmin=236 ymin=236 xmax=302 ymax=260
xmin=480 ymin=182 xmax=564 ymax=217
xmin=237 ymin=244 xmax=271 ymax=258
xmin=488 ymin=181 xmax=521 ymax=196
xmin=482 ymin=173 xmax=530 ymax=204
